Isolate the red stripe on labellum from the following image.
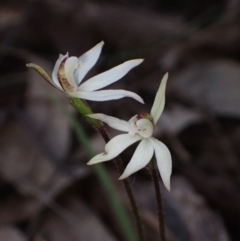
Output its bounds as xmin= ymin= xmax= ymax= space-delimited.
xmin=57 ymin=57 xmax=75 ymax=93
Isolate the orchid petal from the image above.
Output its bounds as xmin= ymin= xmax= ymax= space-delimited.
xmin=26 ymin=63 xmax=61 ymax=90
xmin=79 ymin=59 xmax=143 ymax=91
xmin=76 ymin=41 xmax=104 ymax=85
xmin=128 ymin=115 xmax=138 ymax=136
xmin=87 ymin=134 xmax=142 ymax=165
xmin=136 ymin=119 xmax=154 ymax=138
xmin=149 ymin=137 xmax=172 ymax=191
xmin=73 ymin=89 xmax=144 ymax=103
xmin=88 ymin=114 xmax=129 ymax=132
xmin=150 ymin=73 xmax=168 ymax=124
xmin=119 ymin=139 xmax=154 ymax=179
xmin=52 ymin=53 xmax=68 ymax=90
xmin=64 ymin=57 xmax=78 ymax=88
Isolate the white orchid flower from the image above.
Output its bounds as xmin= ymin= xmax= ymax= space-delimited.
xmin=87 ymin=73 xmax=172 ymax=191
xmin=27 ymin=41 xmax=144 ymax=103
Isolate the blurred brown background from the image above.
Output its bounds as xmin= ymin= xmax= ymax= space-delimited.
xmin=0 ymin=0 xmax=240 ymax=240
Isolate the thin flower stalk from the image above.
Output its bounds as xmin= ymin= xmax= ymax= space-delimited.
xmin=97 ymin=125 xmax=145 ymax=241
xmin=149 ymin=160 xmax=166 ymax=241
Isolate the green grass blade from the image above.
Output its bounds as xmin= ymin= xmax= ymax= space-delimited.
xmin=50 ymin=95 xmax=138 ymax=241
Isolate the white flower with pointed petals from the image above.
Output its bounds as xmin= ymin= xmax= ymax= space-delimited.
xmin=27 ymin=41 xmax=144 ymax=103
xmin=87 ymin=73 xmax=172 ymax=191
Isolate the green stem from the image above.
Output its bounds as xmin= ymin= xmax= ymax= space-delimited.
xmin=149 ymin=160 xmax=166 ymax=241
xmin=70 ymin=97 xmax=144 ymax=241
xmin=70 ymin=97 xmax=102 ymax=128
